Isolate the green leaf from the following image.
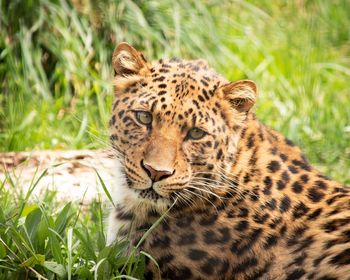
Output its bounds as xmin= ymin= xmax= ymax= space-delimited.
xmin=25 ymin=208 xmax=42 ymax=240
xmin=67 ymin=227 xmax=73 ymax=280
xmin=113 ymin=275 xmax=140 ymax=280
xmin=54 ymin=202 xmax=72 ymax=234
xmin=43 ymin=261 xmax=66 ymax=278
xmin=48 ymin=229 xmax=64 ymax=264
xmin=97 ymin=230 xmax=106 ymax=252
xmin=0 ymin=242 xmax=6 ymax=259
xmin=95 ymin=169 xmax=115 ymax=208
xmin=16 ymin=168 xmax=48 ymax=224
xmin=73 ymin=228 xmax=97 ymax=261
xmin=21 ymin=204 xmax=39 ymax=218
xmin=131 ymin=253 xmax=145 ymax=278
xmin=21 ymin=254 xmax=45 ymax=268
xmin=93 ymin=257 xmax=107 ymax=280
xmin=36 ymin=218 xmax=49 ymax=252
xmin=75 ymin=266 xmax=93 ymax=280
xmin=97 ymin=246 xmax=111 ymax=261
xmin=0 ymin=206 xmax=5 ymax=223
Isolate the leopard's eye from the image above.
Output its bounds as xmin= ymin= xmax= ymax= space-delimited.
xmin=135 ymin=111 xmax=152 ymax=125
xmin=187 ymin=127 xmax=207 ymax=140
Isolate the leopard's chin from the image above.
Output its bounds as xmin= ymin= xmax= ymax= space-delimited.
xmin=127 ymin=182 xmax=172 ymax=208
xmin=125 ymin=176 xmax=166 ymax=200
xmin=135 ymin=188 xmax=162 ymax=201
xmin=134 ymin=190 xmax=172 ymax=214
xmin=123 ymin=171 xmax=187 ymax=210
xmin=125 ymin=175 xmax=177 ymax=200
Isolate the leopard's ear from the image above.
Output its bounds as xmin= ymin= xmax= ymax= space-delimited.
xmin=112 ymin=43 xmax=149 ymax=76
xmin=220 ymin=80 xmax=257 ymax=113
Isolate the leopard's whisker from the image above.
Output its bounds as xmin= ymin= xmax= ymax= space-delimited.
xmin=190 ymin=178 xmax=247 ymax=200
xmin=183 ymin=189 xmax=219 ymax=214
xmin=177 ymin=192 xmax=194 ymax=209
xmin=192 ymin=173 xmax=245 ymax=197
xmin=189 ymin=181 xmax=240 ymax=200
xmin=187 ymin=184 xmax=224 ymax=201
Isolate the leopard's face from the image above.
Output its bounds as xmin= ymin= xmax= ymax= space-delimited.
xmin=109 ymin=43 xmax=257 ymax=212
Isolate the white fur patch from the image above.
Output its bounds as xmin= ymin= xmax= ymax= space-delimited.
xmin=106 ymin=159 xmax=170 ymax=244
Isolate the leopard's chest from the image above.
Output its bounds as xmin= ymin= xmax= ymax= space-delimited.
xmin=138 ymin=208 xmax=278 ymax=280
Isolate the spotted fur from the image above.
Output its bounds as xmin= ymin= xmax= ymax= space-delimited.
xmin=107 ymin=43 xmax=350 ymax=280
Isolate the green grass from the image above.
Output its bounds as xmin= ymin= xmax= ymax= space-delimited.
xmin=0 ymin=0 xmax=349 ymax=183
xmin=0 ymin=2 xmax=349 ymax=278
xmin=0 ymin=168 xmax=155 ymax=279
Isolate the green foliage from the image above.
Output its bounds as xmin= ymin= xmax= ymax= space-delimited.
xmin=0 ymin=3 xmax=349 ymax=278
xmin=0 ymin=0 xmax=349 ymax=183
xmin=0 ymin=170 xmax=151 ymax=279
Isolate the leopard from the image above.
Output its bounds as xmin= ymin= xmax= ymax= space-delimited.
xmin=106 ymin=42 xmax=350 ymax=280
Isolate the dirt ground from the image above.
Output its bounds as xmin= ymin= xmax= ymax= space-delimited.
xmin=0 ymin=149 xmax=118 ymax=204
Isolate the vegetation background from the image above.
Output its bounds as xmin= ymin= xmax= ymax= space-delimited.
xmin=0 ymin=0 xmax=349 ymax=279
xmin=1 ymin=0 xmax=350 ymax=181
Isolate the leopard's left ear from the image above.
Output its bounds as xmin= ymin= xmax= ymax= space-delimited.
xmin=112 ymin=42 xmax=150 ymax=77
xmin=220 ymin=80 xmax=257 ymax=113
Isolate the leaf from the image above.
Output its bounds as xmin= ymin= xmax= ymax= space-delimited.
xmin=38 ymin=203 xmax=64 ymax=264
xmin=16 ymin=168 xmax=48 ymax=224
xmin=97 ymin=246 xmax=112 ymax=261
xmin=54 ymin=202 xmax=72 ymax=234
xmin=131 ymin=253 xmax=145 ymax=279
xmin=95 ymin=169 xmax=115 ymax=208
xmin=21 ymin=254 xmax=45 ymax=268
xmin=36 ymin=218 xmax=49 ymax=251
xmin=48 ymin=229 xmax=64 ymax=264
xmin=93 ymin=257 xmax=106 ymax=280
xmin=75 ymin=266 xmax=93 ymax=280
xmin=25 ymin=208 xmax=42 ymax=240
xmin=43 ymin=261 xmax=67 ymax=278
xmin=0 ymin=206 xmax=5 ymax=223
xmin=73 ymin=228 xmax=97 ymax=261
xmin=21 ymin=204 xmax=38 ymax=218
xmin=23 ymin=208 xmax=43 ymax=252
xmin=113 ymin=275 xmax=140 ymax=280
xmin=67 ymin=227 xmax=73 ymax=280
xmin=0 ymin=242 xmax=6 ymax=259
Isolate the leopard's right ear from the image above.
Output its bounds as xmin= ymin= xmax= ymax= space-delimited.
xmin=112 ymin=43 xmax=150 ymax=77
xmin=219 ymin=80 xmax=257 ymax=113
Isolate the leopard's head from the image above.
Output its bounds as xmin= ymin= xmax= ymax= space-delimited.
xmin=110 ymin=43 xmax=257 ymax=213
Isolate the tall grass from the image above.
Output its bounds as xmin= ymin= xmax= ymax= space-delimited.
xmin=0 ymin=0 xmax=349 ymax=183
xmin=0 ymin=1 xmax=349 ymax=278
xmin=0 ymin=169 xmax=149 ymax=279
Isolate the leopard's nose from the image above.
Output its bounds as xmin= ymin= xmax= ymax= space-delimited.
xmin=141 ymin=160 xmax=174 ymax=182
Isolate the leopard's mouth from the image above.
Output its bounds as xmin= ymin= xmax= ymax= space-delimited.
xmin=137 ymin=188 xmax=161 ymax=201
xmin=125 ymin=174 xmax=163 ymax=201
xmin=124 ymin=171 xmax=185 ymax=203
